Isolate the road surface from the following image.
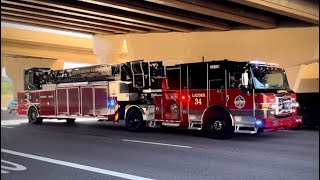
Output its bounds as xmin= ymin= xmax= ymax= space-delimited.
xmin=1 ymin=110 xmax=319 ymax=180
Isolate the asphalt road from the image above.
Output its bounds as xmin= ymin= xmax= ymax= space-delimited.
xmin=1 ymin=110 xmax=319 ymax=180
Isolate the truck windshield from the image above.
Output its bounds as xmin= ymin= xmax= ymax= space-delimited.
xmin=251 ymin=67 xmax=289 ymax=90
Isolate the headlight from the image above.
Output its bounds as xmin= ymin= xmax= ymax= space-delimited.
xmin=291 ymin=102 xmax=299 ymax=108
xmin=259 ymin=104 xmax=277 ymax=109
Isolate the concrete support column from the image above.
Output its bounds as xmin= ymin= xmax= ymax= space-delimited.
xmin=285 ymin=64 xmax=305 ymax=92
xmin=1 ymin=54 xmax=5 ymax=69
xmin=51 ymin=59 xmax=65 ymax=70
xmin=92 ymin=34 xmax=132 ymax=64
xmin=3 ymin=57 xmax=62 ymax=99
xmin=92 ymin=35 xmax=113 ymax=64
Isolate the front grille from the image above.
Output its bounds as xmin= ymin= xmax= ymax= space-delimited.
xmin=275 ymin=95 xmax=292 ymax=115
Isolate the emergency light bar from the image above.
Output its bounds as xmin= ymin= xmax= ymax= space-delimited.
xmin=249 ymin=61 xmax=279 ymax=67
xmin=249 ymin=60 xmax=267 ymax=65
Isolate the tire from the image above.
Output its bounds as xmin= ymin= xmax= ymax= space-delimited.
xmin=28 ymin=106 xmax=43 ymax=124
xmin=125 ymin=108 xmax=146 ymax=132
xmin=66 ymin=118 xmax=76 ymax=123
xmin=292 ymin=124 xmax=303 ymax=130
xmin=254 ymin=128 xmax=263 ymax=136
xmin=203 ymin=111 xmax=234 ymax=139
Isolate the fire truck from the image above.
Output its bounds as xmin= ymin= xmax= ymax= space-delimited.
xmin=17 ymin=59 xmax=302 ymax=139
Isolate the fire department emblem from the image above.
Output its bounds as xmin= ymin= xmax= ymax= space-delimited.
xmin=234 ymin=95 xmax=246 ymax=109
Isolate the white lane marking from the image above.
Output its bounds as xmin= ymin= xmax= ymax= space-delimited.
xmin=122 ymin=139 xmax=192 ymax=149
xmin=1 ymin=126 xmax=14 ymax=129
xmin=1 ymin=149 xmax=153 ymax=180
xmin=1 ymin=160 xmax=27 ymax=174
xmin=1 ymin=119 xmax=28 ymax=126
xmin=1 ymin=169 xmax=9 ymax=174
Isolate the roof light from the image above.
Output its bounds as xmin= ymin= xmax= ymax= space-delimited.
xmin=266 ymin=62 xmax=279 ymax=67
xmin=249 ymin=61 xmax=267 ymax=65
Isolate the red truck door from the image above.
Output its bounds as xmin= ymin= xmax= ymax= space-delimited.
xmin=57 ymin=88 xmax=68 ymax=115
xmin=68 ymin=87 xmax=80 ymax=115
xmin=162 ymin=91 xmax=181 ymax=121
xmin=226 ymin=71 xmax=254 ymax=112
xmin=39 ymin=90 xmax=55 ymax=116
xmin=161 ymin=66 xmax=183 ymax=122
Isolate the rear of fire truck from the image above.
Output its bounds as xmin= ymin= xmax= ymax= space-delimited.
xmin=17 ymin=65 xmax=120 ymax=124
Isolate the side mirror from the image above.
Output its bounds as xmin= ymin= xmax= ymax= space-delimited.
xmin=241 ymin=72 xmax=249 ymax=86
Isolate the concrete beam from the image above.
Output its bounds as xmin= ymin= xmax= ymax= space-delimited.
xmin=1 ymin=0 xmax=170 ymax=32
xmin=14 ymin=0 xmax=195 ymax=32
xmin=1 ymin=11 xmax=129 ymax=34
xmin=2 ymin=39 xmax=97 ymax=63
xmin=230 ymin=0 xmax=319 ymax=25
xmin=1 ymin=26 xmax=93 ymax=50
xmin=1 ymin=4 xmax=149 ymax=33
xmin=147 ymin=0 xmax=277 ymax=28
xmin=80 ymin=0 xmax=231 ymax=30
xmin=1 ymin=16 xmax=117 ymax=34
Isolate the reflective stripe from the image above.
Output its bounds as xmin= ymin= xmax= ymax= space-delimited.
xmin=114 ymin=104 xmax=119 ymax=122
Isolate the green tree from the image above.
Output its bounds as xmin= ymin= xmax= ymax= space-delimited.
xmin=1 ymin=76 xmax=13 ymax=95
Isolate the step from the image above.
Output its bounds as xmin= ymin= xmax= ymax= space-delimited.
xmin=162 ymin=122 xmax=180 ymax=127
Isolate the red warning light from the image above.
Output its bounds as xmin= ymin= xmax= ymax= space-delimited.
xmin=180 ymin=94 xmax=188 ymax=102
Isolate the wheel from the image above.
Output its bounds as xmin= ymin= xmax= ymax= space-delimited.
xmin=292 ymin=124 xmax=303 ymax=130
xmin=66 ymin=118 xmax=76 ymax=123
xmin=254 ymin=128 xmax=263 ymax=135
xmin=28 ymin=107 xmax=43 ymax=124
xmin=203 ymin=111 xmax=234 ymax=139
xmin=125 ymin=108 xmax=146 ymax=131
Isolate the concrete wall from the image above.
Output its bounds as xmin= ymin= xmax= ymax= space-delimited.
xmin=93 ymin=27 xmax=318 ymax=67
xmin=93 ymin=26 xmax=319 ymax=92
xmin=2 ymin=57 xmax=64 ymax=99
xmin=298 ymin=62 xmax=319 ymax=93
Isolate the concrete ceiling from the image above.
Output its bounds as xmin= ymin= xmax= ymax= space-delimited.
xmin=1 ymin=0 xmax=319 ymax=35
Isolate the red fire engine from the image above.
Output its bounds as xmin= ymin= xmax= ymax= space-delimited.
xmin=17 ymin=59 xmax=302 ymax=139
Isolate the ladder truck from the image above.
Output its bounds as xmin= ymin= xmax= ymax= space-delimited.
xmin=17 ymin=59 xmax=302 ymax=139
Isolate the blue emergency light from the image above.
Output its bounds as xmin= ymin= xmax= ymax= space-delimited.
xmin=255 ymin=120 xmax=263 ymax=126
xmin=108 ymin=99 xmax=115 ymax=107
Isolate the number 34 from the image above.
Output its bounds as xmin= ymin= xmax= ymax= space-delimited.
xmin=195 ymin=98 xmax=202 ymax=105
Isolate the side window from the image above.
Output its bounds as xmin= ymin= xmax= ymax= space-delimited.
xmin=229 ymin=72 xmax=242 ymax=88
xmin=208 ymin=68 xmax=225 ymax=89
xmin=167 ymin=68 xmax=180 ymax=90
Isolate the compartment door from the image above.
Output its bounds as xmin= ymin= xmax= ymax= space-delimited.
xmin=81 ymin=87 xmax=94 ymax=116
xmin=94 ymin=86 xmax=110 ymax=116
xmin=57 ymin=88 xmax=68 ymax=115
xmin=68 ymin=87 xmax=80 ymax=115
xmin=39 ymin=91 xmax=55 ymax=116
